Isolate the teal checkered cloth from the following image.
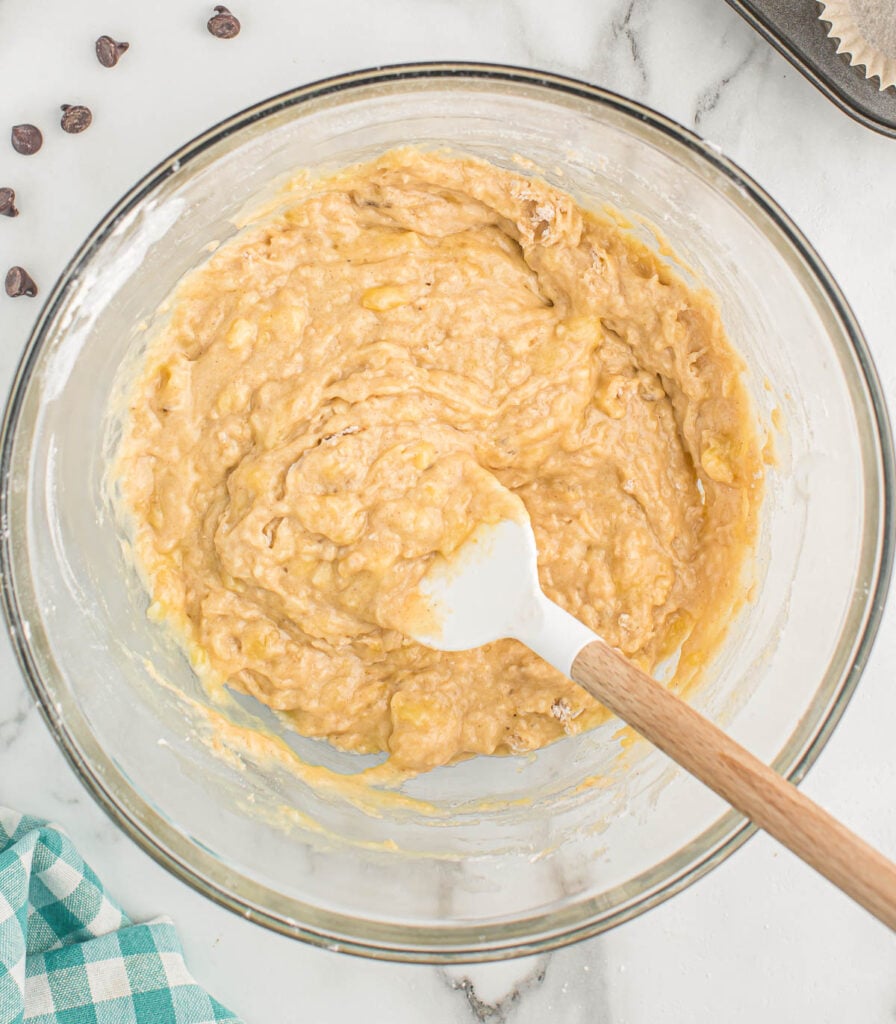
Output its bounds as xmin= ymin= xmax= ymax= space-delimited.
xmin=0 ymin=809 xmax=240 ymax=1024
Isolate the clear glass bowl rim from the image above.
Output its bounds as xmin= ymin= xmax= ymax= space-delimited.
xmin=2 ymin=62 xmax=893 ymax=963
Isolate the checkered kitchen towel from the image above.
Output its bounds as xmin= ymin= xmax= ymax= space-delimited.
xmin=0 ymin=808 xmax=240 ymax=1024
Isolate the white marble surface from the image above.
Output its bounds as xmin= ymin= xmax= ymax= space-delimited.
xmin=2 ymin=1 xmax=896 ymax=1020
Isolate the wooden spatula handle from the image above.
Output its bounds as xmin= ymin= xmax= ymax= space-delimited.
xmin=572 ymin=639 xmax=896 ymax=931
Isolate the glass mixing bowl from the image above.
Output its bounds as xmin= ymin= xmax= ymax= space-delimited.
xmin=2 ymin=64 xmax=892 ymax=962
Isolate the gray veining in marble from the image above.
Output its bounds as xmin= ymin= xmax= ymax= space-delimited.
xmin=0 ymin=689 xmax=31 ymax=754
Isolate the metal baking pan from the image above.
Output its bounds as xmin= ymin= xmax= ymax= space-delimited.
xmin=726 ymin=0 xmax=896 ymax=138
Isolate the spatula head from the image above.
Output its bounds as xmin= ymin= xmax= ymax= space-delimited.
xmin=409 ymin=516 xmax=542 ymax=652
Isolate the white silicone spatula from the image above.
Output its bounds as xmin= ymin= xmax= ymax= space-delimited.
xmin=410 ymin=515 xmax=896 ymax=931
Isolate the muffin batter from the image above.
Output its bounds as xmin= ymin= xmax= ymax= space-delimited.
xmin=117 ymin=150 xmax=762 ymax=773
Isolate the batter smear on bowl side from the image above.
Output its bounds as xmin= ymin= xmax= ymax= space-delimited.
xmin=116 ymin=149 xmax=763 ymax=774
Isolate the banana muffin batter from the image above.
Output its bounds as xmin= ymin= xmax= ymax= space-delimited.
xmin=117 ymin=149 xmax=762 ymax=773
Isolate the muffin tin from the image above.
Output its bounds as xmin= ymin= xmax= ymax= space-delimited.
xmin=727 ymin=0 xmax=896 ymax=138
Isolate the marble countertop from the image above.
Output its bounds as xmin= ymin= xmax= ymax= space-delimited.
xmin=2 ymin=0 xmax=895 ymax=1020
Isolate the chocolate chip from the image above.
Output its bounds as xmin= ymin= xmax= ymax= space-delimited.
xmin=11 ymin=125 xmax=42 ymax=155
xmin=5 ymin=267 xmax=38 ymax=298
xmin=207 ymin=5 xmax=240 ymax=38
xmin=60 ymin=105 xmax=93 ymax=134
xmin=96 ymin=35 xmax=130 ymax=68
xmin=0 ymin=188 xmax=18 ymax=218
